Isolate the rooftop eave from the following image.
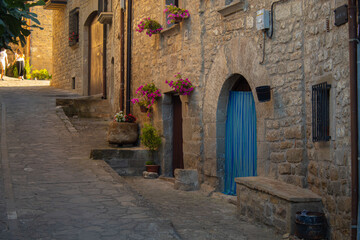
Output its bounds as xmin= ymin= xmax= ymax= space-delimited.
xmin=43 ymin=0 xmax=67 ymax=10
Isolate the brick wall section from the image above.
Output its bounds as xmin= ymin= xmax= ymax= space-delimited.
xmin=28 ymin=6 xmax=53 ymax=73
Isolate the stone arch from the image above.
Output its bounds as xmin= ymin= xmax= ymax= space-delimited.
xmin=202 ymin=37 xmax=274 ymax=191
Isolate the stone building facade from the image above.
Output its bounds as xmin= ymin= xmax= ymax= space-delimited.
xmin=50 ymin=0 xmax=122 ymax=112
xmin=27 ymin=5 xmax=53 ymax=74
xmin=50 ymin=0 xmax=351 ymax=238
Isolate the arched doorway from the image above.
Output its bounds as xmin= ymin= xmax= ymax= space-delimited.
xmin=88 ymin=16 xmax=103 ymax=95
xmin=223 ymin=75 xmax=257 ymax=195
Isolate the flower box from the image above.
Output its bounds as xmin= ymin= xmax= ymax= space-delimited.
xmin=107 ymin=122 xmax=139 ymax=145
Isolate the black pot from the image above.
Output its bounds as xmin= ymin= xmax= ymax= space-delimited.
xmin=255 ymin=85 xmax=271 ymax=102
xmin=295 ymin=211 xmax=327 ymax=240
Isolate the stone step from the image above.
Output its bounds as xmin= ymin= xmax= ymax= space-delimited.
xmin=90 ymin=147 xmax=151 ymax=176
xmin=56 ymin=96 xmax=111 ymax=118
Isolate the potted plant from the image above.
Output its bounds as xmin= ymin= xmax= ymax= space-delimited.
xmin=141 ymin=123 xmax=162 ymax=173
xmin=131 ymin=83 xmax=162 ymax=116
xmin=164 ymin=4 xmax=190 ymax=24
xmin=136 ymin=18 xmax=163 ymax=37
xmin=107 ymin=111 xmax=139 ymax=145
xmin=165 ymin=73 xmax=195 ymax=103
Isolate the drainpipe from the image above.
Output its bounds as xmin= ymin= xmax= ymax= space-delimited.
xmin=349 ymin=0 xmax=358 ymax=239
xmin=120 ymin=4 xmax=125 ymax=111
xmin=126 ymin=0 xmax=132 ymax=114
xmin=102 ymin=0 xmax=108 ymax=99
xmin=357 ymin=1 xmax=360 ymax=238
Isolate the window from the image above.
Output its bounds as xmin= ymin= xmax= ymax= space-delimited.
xmin=165 ymin=0 xmax=179 ymax=27
xmin=69 ymin=8 xmax=79 ymax=47
xmin=225 ymin=0 xmax=234 ymax=5
xmin=312 ymin=82 xmax=331 ymax=142
xmin=98 ymin=0 xmax=109 ymax=14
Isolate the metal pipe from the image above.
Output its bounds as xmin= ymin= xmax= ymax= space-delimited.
xmin=125 ymin=0 xmax=132 ymax=114
xmin=349 ymin=0 xmax=358 ymax=238
xmin=120 ymin=6 xmax=125 ymax=111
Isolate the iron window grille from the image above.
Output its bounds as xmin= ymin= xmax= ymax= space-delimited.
xmin=69 ymin=8 xmax=79 ymax=47
xmin=312 ymin=82 xmax=331 ymax=142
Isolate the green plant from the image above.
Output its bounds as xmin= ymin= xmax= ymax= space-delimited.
xmin=13 ymin=65 xmax=18 ymax=78
xmin=140 ymin=123 xmax=162 ymax=151
xmin=136 ymin=18 xmax=163 ymax=37
xmin=0 ymin=0 xmax=45 ymax=50
xmin=145 ymin=160 xmax=155 ymax=165
xmin=31 ymin=68 xmax=51 ymax=80
xmin=131 ymin=83 xmax=162 ymax=115
xmin=25 ymin=57 xmax=32 ymax=79
xmin=164 ymin=4 xmax=190 ymax=24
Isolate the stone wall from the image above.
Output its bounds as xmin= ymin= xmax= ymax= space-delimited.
xmin=28 ymin=6 xmax=53 ymax=74
xmin=50 ymin=0 xmax=351 ymax=238
xmin=129 ymin=0 xmax=351 ymax=239
xmin=51 ymin=0 xmax=121 ymax=113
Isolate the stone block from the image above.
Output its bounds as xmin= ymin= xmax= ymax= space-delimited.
xmin=143 ymin=171 xmax=159 ymax=179
xmin=174 ymin=169 xmax=199 ymax=191
xmin=270 ymin=152 xmax=285 ymax=163
xmin=279 ymin=163 xmax=291 ymax=175
xmin=284 ymin=125 xmax=303 ymax=139
xmin=235 ymin=177 xmax=322 ymax=234
xmin=286 ymin=148 xmax=303 ymax=163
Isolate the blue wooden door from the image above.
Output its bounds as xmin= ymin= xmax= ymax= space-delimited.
xmin=223 ymin=91 xmax=257 ymax=195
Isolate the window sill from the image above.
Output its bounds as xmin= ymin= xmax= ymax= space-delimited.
xmin=217 ymin=0 xmax=248 ymax=17
xmin=160 ymin=24 xmax=180 ymax=35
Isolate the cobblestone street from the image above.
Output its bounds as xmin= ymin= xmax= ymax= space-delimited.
xmin=0 ymin=78 xmax=281 ymax=239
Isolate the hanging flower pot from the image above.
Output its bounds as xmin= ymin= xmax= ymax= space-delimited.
xmin=140 ymin=105 xmax=148 ymax=113
xmin=166 ymin=73 xmax=195 ymax=104
xmin=174 ymin=17 xmax=183 ymax=24
xmin=164 ymin=5 xmax=190 ymax=25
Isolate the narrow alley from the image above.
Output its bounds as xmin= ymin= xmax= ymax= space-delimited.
xmin=0 ymin=79 xmax=281 ymax=239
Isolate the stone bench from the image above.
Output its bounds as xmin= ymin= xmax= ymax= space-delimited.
xmin=235 ymin=177 xmax=323 ymax=234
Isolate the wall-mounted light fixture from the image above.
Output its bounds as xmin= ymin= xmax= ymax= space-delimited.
xmin=255 ymin=85 xmax=271 ymax=102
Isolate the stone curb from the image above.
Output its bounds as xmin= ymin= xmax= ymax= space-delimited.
xmin=55 ymin=106 xmax=78 ymax=135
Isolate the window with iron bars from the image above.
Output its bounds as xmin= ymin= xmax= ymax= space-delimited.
xmin=69 ymin=8 xmax=79 ymax=47
xmin=312 ymin=82 xmax=331 ymax=142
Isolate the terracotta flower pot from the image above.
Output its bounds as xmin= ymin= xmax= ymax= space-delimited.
xmin=146 ymin=165 xmax=160 ymax=173
xmin=140 ymin=105 xmax=148 ymax=113
xmin=107 ymin=122 xmax=139 ymax=145
xmin=174 ymin=17 xmax=183 ymax=24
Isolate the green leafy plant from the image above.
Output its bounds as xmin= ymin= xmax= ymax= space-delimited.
xmin=13 ymin=65 xmax=19 ymax=78
xmin=0 ymin=0 xmax=45 ymax=50
xmin=145 ymin=160 xmax=155 ymax=165
xmin=136 ymin=18 xmax=163 ymax=37
xmin=140 ymin=123 xmax=162 ymax=151
xmin=31 ymin=69 xmax=51 ymax=80
xmin=25 ymin=57 xmax=32 ymax=79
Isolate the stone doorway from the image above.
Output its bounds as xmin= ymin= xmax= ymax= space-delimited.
xmin=222 ymin=75 xmax=257 ymax=195
xmin=172 ymin=95 xmax=184 ymax=175
xmin=215 ymin=74 xmax=258 ymax=192
xmin=88 ymin=16 xmax=103 ymax=95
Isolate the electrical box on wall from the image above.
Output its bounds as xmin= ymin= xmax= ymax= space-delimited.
xmin=256 ymin=9 xmax=270 ymax=31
